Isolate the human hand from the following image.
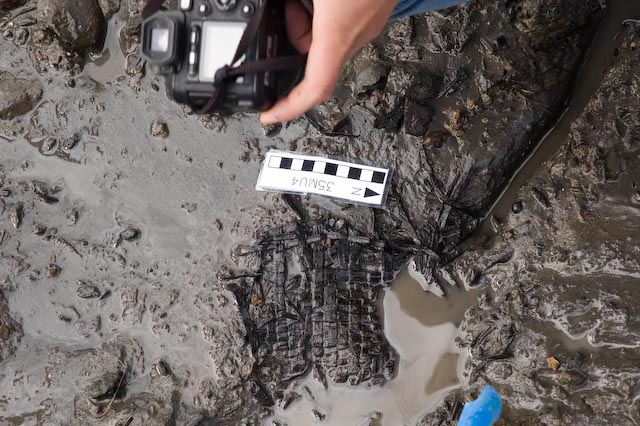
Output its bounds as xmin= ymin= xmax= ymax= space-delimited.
xmin=259 ymin=0 xmax=398 ymax=124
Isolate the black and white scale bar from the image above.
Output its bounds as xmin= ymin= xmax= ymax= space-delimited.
xmin=258 ymin=150 xmax=391 ymax=207
xmin=268 ymin=155 xmax=386 ymax=184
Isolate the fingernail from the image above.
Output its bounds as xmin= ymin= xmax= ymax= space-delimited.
xmin=259 ymin=113 xmax=272 ymax=125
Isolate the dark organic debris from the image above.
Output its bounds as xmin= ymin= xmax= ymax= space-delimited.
xmin=0 ymin=0 xmax=27 ymax=11
xmin=530 ymin=187 xmax=550 ymax=209
xmin=84 ymin=365 xmax=127 ymax=418
xmin=311 ymin=408 xmax=326 ymax=421
xmin=48 ymin=236 xmax=82 ymax=257
xmin=32 ymin=181 xmax=59 ymax=204
xmin=224 ymin=220 xmax=412 ymax=400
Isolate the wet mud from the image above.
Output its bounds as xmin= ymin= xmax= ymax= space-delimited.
xmin=434 ymin=20 xmax=640 ymax=426
xmin=1 ymin=0 xmax=638 ymax=424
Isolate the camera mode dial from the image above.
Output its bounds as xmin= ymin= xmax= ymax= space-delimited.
xmin=214 ymin=0 xmax=236 ymax=10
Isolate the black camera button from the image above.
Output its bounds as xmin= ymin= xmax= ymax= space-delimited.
xmin=188 ymin=52 xmax=199 ymax=77
xmin=214 ymin=0 xmax=236 ymax=11
xmin=198 ymin=2 xmax=211 ymax=15
xmin=241 ymin=3 xmax=255 ymax=16
xmin=180 ymin=0 xmax=193 ymax=10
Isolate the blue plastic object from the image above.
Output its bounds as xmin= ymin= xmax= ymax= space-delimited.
xmin=458 ymin=387 xmax=502 ymax=426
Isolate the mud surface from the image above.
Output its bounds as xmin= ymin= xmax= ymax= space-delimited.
xmin=1 ymin=0 xmax=638 ymax=424
xmin=426 ymin=21 xmax=640 ymax=426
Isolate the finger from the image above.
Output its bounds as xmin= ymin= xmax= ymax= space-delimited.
xmin=260 ymin=33 xmax=347 ymax=124
xmin=285 ymin=0 xmax=312 ymax=53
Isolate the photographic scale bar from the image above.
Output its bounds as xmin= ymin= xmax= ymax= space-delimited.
xmin=256 ymin=150 xmax=391 ymax=207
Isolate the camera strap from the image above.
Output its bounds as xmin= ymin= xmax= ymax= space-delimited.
xmin=142 ymin=0 xmax=309 ymax=114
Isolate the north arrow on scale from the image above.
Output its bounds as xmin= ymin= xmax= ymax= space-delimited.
xmin=364 ymin=188 xmax=379 ymax=198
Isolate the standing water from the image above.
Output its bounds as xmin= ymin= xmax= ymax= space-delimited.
xmin=85 ymin=15 xmax=128 ymax=85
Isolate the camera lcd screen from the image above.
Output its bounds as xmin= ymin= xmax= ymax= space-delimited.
xmin=199 ymin=21 xmax=247 ymax=82
xmin=151 ymin=28 xmax=171 ymax=53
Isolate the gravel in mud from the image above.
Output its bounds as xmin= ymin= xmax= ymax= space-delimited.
xmin=2 ymin=0 xmax=636 ymax=424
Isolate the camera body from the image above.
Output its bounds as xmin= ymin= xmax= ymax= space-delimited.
xmin=141 ymin=0 xmax=303 ymax=112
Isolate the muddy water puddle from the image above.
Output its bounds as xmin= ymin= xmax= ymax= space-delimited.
xmin=268 ymin=270 xmax=479 ymax=426
xmin=85 ymin=15 xmax=128 ymax=85
xmin=475 ymin=0 xmax=640 ymax=239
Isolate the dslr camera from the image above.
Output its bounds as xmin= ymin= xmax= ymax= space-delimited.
xmin=140 ymin=0 xmax=307 ymax=113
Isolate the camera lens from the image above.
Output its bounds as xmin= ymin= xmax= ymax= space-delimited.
xmin=214 ymin=0 xmax=236 ymax=11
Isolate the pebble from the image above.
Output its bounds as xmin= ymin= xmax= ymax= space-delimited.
xmin=154 ymin=360 xmax=170 ymax=376
xmin=489 ymin=215 xmax=501 ymax=232
xmin=61 ymin=133 xmax=81 ymax=152
xmin=311 ymin=409 xmax=326 ymax=421
xmin=10 ymin=204 xmax=23 ymax=229
xmin=14 ymin=27 xmax=28 ymax=45
xmin=42 ymin=137 xmax=57 ymax=152
xmin=547 ymin=356 xmax=560 ymax=372
xmin=76 ymin=283 xmax=101 ymax=298
xmin=262 ymin=123 xmax=282 ymax=137
xmin=0 ymin=323 xmax=10 ymax=340
xmin=511 ymin=200 xmax=524 ymax=214
xmin=32 ymin=223 xmax=47 ymax=235
xmin=279 ymin=392 xmax=301 ymax=410
xmin=120 ymin=226 xmax=140 ymax=241
xmin=150 ymin=120 xmax=169 ymax=138
xmin=46 ymin=263 xmax=60 ymax=278
xmin=66 ymin=209 xmax=78 ymax=225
